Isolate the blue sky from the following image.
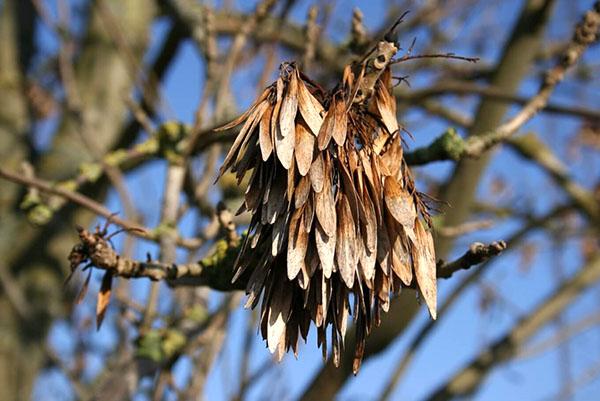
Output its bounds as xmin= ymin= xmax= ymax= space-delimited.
xmin=31 ymin=0 xmax=600 ymax=400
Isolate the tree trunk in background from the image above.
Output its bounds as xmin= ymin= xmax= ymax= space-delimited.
xmin=436 ymin=0 xmax=556 ymax=257
xmin=299 ymin=1 xmax=556 ymax=400
xmin=0 ymin=1 xmax=155 ymax=399
xmin=0 ymin=2 xmax=39 ymax=400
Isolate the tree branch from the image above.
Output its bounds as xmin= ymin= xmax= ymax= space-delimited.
xmin=377 ymin=205 xmax=573 ymax=401
xmin=68 ymin=221 xmax=503 ymax=293
xmin=508 ymin=133 xmax=600 ymax=221
xmin=406 ymin=0 xmax=600 ymax=168
xmin=396 ymin=81 xmax=600 ymax=121
xmin=0 ymin=166 xmax=202 ymax=249
xmin=436 ymin=241 xmax=507 ymax=279
xmin=424 ymin=253 xmax=600 ymax=401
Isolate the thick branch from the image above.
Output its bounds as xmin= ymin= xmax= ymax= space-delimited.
xmin=68 ymin=226 xmax=243 ymax=291
xmin=69 ymin=224 xmax=502 ymax=292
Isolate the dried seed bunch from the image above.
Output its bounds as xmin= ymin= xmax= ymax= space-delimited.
xmin=216 ymin=37 xmax=436 ymax=373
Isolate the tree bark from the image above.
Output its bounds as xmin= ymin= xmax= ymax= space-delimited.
xmin=0 ymin=2 xmax=38 ymax=400
xmin=0 ymin=1 xmax=156 ymax=399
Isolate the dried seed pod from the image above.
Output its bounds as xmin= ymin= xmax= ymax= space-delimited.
xmin=216 ymin=46 xmax=436 ymax=373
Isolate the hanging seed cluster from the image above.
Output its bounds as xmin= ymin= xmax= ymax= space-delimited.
xmin=216 ymin=39 xmax=436 ymax=373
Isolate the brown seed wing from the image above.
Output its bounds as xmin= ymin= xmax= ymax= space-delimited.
xmin=339 ymin=160 xmax=364 ymax=224
xmin=305 ymin=238 xmax=319 ymax=279
xmin=374 ymin=269 xmax=390 ymax=312
xmin=265 ymin=171 xmax=286 ymax=225
xmin=413 ymin=219 xmax=437 ymax=319
xmin=376 ymin=221 xmax=392 ymax=276
xmin=315 ymin=222 xmax=335 ymax=279
xmin=294 ymin=176 xmax=310 ymax=209
xmin=286 ymin=157 xmax=296 ymax=202
xmin=361 ymin=187 xmax=377 ymax=254
xmin=317 ymin=106 xmax=336 ymax=150
xmin=259 ymin=105 xmax=274 ymax=161
xmin=381 ymin=135 xmax=403 ymax=178
xmin=303 ymin=194 xmax=315 ymax=233
xmin=287 ymin=208 xmax=308 ymax=281
xmin=336 ymin=193 xmax=356 ymax=288
xmin=375 ymin=83 xmax=399 ymax=135
xmin=294 ymin=174 xmax=311 ymax=209
xmin=309 ymin=153 xmax=324 ymax=193
xmin=279 ymin=72 xmax=298 ymax=138
xmin=384 ymin=177 xmax=416 ymax=231
xmin=214 ymin=88 xmax=270 ymax=131
xmin=96 ymin=271 xmax=113 ymax=329
xmin=357 ymin=233 xmax=376 ymax=285
xmin=275 ymin=117 xmax=295 ymax=169
xmin=295 ymin=120 xmax=315 ymax=176
xmin=297 ymin=77 xmax=324 ymax=136
xmin=244 ymin=164 xmax=262 ymax=212
xmin=219 ymin=100 xmax=266 ymax=177
xmin=331 ymin=99 xmax=348 ymax=146
xmin=359 ymin=151 xmax=382 ymax=222
xmin=234 ymin=135 xmax=260 ymax=182
xmin=267 ymin=281 xmax=293 ymax=353
xmin=390 ymin=226 xmax=413 ymax=286
xmin=315 ymin=170 xmax=336 ymax=237
xmin=271 ymin=211 xmax=289 ymax=257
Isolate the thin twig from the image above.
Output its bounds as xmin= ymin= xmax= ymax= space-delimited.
xmin=0 ymin=167 xmax=201 ymax=249
xmin=464 ymin=6 xmax=600 ymax=157
xmin=436 ymin=219 xmax=495 ymax=238
xmin=396 ymin=81 xmax=600 ymax=121
xmin=124 ymin=95 xmax=156 ymax=135
xmin=213 ymin=0 xmax=277 ymax=118
xmin=302 ymin=6 xmax=319 ymax=70
xmin=392 ymin=52 xmax=480 ymax=65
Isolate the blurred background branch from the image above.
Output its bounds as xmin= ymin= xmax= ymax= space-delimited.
xmin=0 ymin=1 xmax=598 ymax=401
